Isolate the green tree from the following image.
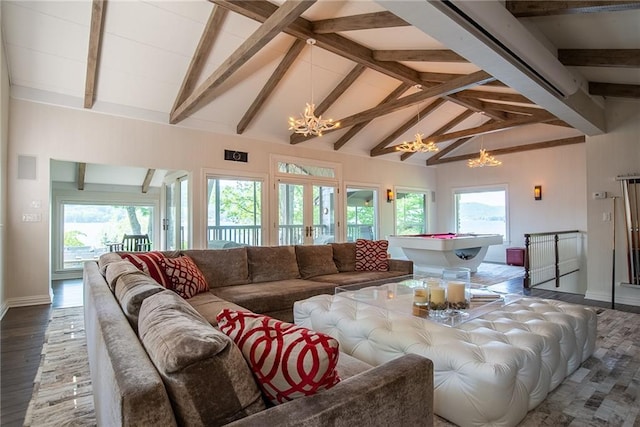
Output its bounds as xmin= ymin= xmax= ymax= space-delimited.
xmin=396 ymin=193 xmax=427 ymax=234
xmin=219 ymin=182 xmax=262 ymax=225
xmin=64 ymin=230 xmax=87 ymax=247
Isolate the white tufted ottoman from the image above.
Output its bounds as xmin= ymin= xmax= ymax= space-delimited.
xmin=294 ymin=295 xmax=597 ymax=427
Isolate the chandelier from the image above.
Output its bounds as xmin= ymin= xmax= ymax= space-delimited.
xmin=288 ymin=39 xmax=340 ymax=136
xmin=395 ymin=133 xmax=439 ymax=153
xmin=467 ymin=148 xmax=502 ymax=168
xmin=395 ymin=97 xmax=438 ymax=153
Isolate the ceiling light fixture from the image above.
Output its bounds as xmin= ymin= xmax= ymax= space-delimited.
xmin=468 ymin=116 xmax=501 ymax=168
xmin=467 ymin=148 xmax=502 ymax=168
xmin=395 ymin=90 xmax=439 ymax=153
xmin=288 ymin=39 xmax=340 ymax=137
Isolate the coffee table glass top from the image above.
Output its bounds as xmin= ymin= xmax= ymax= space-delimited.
xmin=334 ymin=275 xmax=522 ymax=327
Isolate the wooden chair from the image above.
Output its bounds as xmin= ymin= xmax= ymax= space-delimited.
xmin=108 ymin=234 xmax=152 ymax=252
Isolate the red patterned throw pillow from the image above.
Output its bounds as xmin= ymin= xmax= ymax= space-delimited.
xmin=159 ymin=255 xmax=208 ymax=299
xmin=216 ymin=309 xmax=341 ymax=404
xmin=121 ymin=251 xmax=172 ymax=289
xmin=355 ymin=239 xmax=389 ymax=271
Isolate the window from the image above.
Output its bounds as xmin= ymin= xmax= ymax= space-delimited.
xmin=346 ymin=187 xmax=377 ymax=241
xmin=60 ymin=203 xmax=155 ymax=271
xmin=454 ymin=188 xmax=507 ymax=237
xmin=395 ymin=190 xmax=429 ymax=235
xmin=206 ymin=177 xmax=263 ymax=246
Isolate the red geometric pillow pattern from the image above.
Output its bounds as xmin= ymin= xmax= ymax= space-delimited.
xmin=121 ymin=252 xmax=173 ymax=289
xmin=355 ymin=239 xmax=389 ymax=271
xmin=159 ymin=255 xmax=209 ymax=299
xmin=216 ymin=309 xmax=341 ymax=405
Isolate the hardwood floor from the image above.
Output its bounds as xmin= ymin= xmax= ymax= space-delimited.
xmin=1 ymin=274 xmax=638 ymax=426
xmin=0 ymin=279 xmax=80 ymax=427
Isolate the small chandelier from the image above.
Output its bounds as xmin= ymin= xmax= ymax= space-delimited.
xmin=395 ymin=96 xmax=438 ymax=153
xmin=288 ymin=39 xmax=340 ymax=137
xmin=468 ymin=148 xmax=502 ymax=168
xmin=396 ymin=133 xmax=439 ymax=153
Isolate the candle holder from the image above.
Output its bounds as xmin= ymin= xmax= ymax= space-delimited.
xmin=412 ymin=286 xmax=429 ymax=318
xmin=429 ymin=285 xmax=447 ymax=316
xmin=442 ymin=268 xmax=470 ymax=311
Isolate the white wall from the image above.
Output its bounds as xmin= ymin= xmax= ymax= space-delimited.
xmin=585 ymin=99 xmax=640 ymax=306
xmin=5 ymin=99 xmax=435 ymax=305
xmin=1 ymin=5 xmax=10 ymax=317
xmin=435 ymin=143 xmax=588 ymax=264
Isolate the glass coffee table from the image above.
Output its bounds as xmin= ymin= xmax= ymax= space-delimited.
xmin=334 ymin=275 xmax=522 ymax=327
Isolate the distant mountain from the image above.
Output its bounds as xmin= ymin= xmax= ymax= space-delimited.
xmin=459 ymin=202 xmax=504 ymax=221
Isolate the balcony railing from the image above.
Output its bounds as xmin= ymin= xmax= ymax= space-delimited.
xmin=524 ymin=230 xmax=583 ymax=289
xmin=207 ymin=223 xmax=375 ymax=247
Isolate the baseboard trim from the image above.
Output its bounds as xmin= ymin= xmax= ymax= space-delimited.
xmin=0 ymin=301 xmax=8 ymax=320
xmin=584 ymin=290 xmax=640 ymax=307
xmin=3 ymin=295 xmax=52 ymax=311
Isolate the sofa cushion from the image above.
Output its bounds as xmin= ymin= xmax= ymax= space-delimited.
xmin=216 ymin=309 xmax=341 ymax=405
xmin=98 ymin=252 xmax=125 ymax=276
xmin=139 ymin=291 xmax=265 ymax=426
xmin=182 ymin=248 xmax=250 ymax=289
xmin=121 ymin=252 xmax=173 ymax=289
xmin=114 ymin=271 xmax=165 ymax=330
xmin=186 ymin=292 xmax=250 ymax=327
xmin=247 ymin=246 xmax=300 ymax=283
xmin=159 ymin=255 xmax=208 ymax=299
xmin=331 ymin=242 xmax=356 ymax=272
xmin=104 ymin=259 xmax=141 ymax=292
xmin=355 ymin=239 xmax=389 ymax=271
xmin=295 ymin=245 xmax=339 ymax=279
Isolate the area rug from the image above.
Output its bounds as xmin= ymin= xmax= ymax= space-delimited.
xmin=471 ymin=262 xmax=524 ymax=286
xmin=23 ymin=306 xmax=95 ymax=427
xmin=25 ymin=305 xmax=639 ymax=427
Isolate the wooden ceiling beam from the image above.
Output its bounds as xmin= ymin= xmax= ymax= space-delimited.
xmin=84 ymin=0 xmax=106 ymax=109
xmin=446 ymin=95 xmax=509 ymax=121
xmin=290 ymin=70 xmax=494 ymax=144
xmin=369 ymin=98 xmax=447 ymax=156
xmin=142 ymin=169 xmax=156 ymax=194
xmin=211 ymin=0 xmax=423 ymax=85
xmin=431 ymin=136 xmax=586 ymax=165
xmin=311 ymin=11 xmax=409 ymax=33
xmin=425 ymin=136 xmax=474 ymax=166
xmin=77 ymin=162 xmax=86 ymax=191
xmin=588 ymin=82 xmax=640 ymax=98
xmin=420 ymin=71 xmax=507 ymax=87
xmin=237 ymin=39 xmax=305 ymax=134
xmin=456 ymin=90 xmax=534 ymax=104
xmin=315 ymin=64 xmax=367 ymax=117
xmin=426 ymin=113 xmax=555 ymax=145
xmin=172 ymin=5 xmax=228 ymax=114
xmin=400 ymin=109 xmax=475 ymax=161
xmin=506 ymin=1 xmax=640 ymax=17
xmin=558 ymin=49 xmax=640 ymax=67
xmin=373 ymin=49 xmax=468 ymax=63
xmin=479 ymin=100 xmax=546 ymax=116
xmin=171 ymin=0 xmax=316 ymax=124
xmin=333 ymin=83 xmax=411 ymax=150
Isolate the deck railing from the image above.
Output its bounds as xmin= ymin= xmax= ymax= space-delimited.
xmin=207 ymin=223 xmax=375 ymax=246
xmin=524 ymin=230 xmax=583 ymax=289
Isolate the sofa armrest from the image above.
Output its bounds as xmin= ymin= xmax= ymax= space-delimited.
xmin=226 ymin=353 xmax=433 ymax=427
xmin=389 ymin=258 xmax=413 ymax=274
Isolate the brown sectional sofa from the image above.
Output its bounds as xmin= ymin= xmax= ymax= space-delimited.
xmin=84 ymin=243 xmax=433 ymax=426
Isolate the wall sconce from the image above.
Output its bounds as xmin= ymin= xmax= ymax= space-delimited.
xmin=534 ymin=185 xmax=542 ymax=200
xmin=386 ymin=189 xmax=394 ymax=203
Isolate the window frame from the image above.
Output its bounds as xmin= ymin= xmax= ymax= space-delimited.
xmin=203 ymin=170 xmax=268 ymax=247
xmin=452 ymin=184 xmax=509 ymax=240
xmin=393 ymin=186 xmax=434 ymax=235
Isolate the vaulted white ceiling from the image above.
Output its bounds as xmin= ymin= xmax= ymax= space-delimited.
xmin=3 ymin=0 xmax=638 ymax=167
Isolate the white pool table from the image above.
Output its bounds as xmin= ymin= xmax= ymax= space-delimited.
xmin=388 ymin=233 xmax=503 ymax=272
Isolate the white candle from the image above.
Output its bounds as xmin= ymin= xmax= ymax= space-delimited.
xmin=431 ymin=287 xmax=445 ymax=304
xmin=447 ymin=281 xmax=466 ymax=303
xmin=413 ymin=288 xmax=428 ymax=304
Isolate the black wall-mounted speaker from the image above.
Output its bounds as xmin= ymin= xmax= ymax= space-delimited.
xmin=224 ymin=150 xmax=248 ymax=163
